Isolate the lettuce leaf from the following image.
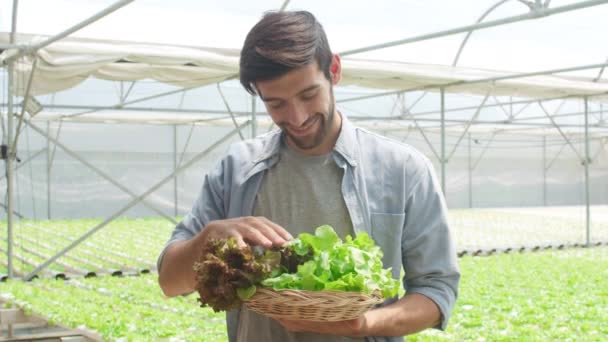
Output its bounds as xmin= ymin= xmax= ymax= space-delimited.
xmin=261 ymin=225 xmax=400 ymax=298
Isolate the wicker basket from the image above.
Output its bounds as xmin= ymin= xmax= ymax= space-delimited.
xmin=244 ymin=288 xmax=384 ymax=321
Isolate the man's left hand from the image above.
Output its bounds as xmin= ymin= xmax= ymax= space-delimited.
xmin=276 ymin=316 xmax=367 ymax=337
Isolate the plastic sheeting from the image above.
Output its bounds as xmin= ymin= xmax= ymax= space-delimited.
xmin=2 ymin=120 xmax=606 ymax=219
xmin=2 ymin=33 xmax=608 ymax=108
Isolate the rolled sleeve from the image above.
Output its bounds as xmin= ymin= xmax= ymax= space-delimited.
xmin=402 ymin=157 xmax=460 ymax=330
xmin=157 ymin=161 xmax=227 ymax=273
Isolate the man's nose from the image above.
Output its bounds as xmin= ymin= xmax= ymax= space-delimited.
xmin=285 ymin=101 xmax=309 ymax=127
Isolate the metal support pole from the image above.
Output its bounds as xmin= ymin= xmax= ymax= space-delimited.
xmin=11 ymin=57 xmax=37 ymax=154
xmin=468 ymin=133 xmax=473 ymax=208
xmin=46 ymin=122 xmax=51 ymax=219
xmin=542 ymin=135 xmax=547 ymax=206
xmin=6 ymin=58 xmax=15 ymax=279
xmin=440 ymin=88 xmax=446 ymax=195
xmin=173 ymin=125 xmax=178 ymax=218
xmin=5 ymin=0 xmax=18 ymax=279
xmin=584 ymin=97 xmax=591 ymax=246
xmin=279 ymin=0 xmax=291 ymax=11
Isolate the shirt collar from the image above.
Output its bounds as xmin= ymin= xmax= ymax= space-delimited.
xmin=252 ymin=129 xmax=283 ymax=164
xmin=252 ymin=112 xmax=359 ymax=167
xmin=333 ymin=113 xmax=358 ymax=167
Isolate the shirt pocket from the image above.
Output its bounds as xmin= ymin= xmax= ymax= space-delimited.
xmin=370 ymin=212 xmax=406 ymax=279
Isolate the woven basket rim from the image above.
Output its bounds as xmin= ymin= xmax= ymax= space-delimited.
xmin=243 ymin=287 xmax=384 ymax=321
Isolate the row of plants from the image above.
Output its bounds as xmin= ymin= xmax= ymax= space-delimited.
xmin=3 ymin=208 xmax=607 ymax=277
xmin=2 ymin=246 xmax=607 ymax=341
xmin=0 ymin=217 xmax=175 ymax=276
xmin=3 ymin=209 xmax=608 ymax=279
xmin=1 ymin=274 xmax=226 ymax=341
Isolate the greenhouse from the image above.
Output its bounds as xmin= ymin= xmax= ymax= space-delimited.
xmin=1 ymin=0 xmax=607 ymax=341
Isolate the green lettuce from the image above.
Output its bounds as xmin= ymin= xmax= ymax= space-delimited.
xmin=261 ymin=225 xmax=400 ymax=298
xmin=194 ymin=225 xmax=400 ymax=312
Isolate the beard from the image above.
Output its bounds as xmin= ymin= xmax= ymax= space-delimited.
xmin=281 ymin=89 xmax=336 ymax=151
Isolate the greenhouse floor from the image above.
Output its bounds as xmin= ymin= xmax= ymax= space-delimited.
xmin=0 ymin=303 xmax=102 ymax=341
xmin=450 ymin=205 xmax=608 ymax=253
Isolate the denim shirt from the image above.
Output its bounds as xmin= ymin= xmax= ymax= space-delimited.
xmin=159 ymin=117 xmax=460 ymax=342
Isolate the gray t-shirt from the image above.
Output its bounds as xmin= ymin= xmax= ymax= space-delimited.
xmin=237 ymin=142 xmax=364 ymax=342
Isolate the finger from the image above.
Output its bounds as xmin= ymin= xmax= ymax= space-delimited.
xmin=244 ymin=217 xmax=289 ymax=246
xmin=257 ymin=217 xmax=294 ymax=242
xmin=202 ymin=220 xmax=267 ymax=248
xmin=233 ymin=235 xmax=248 ymax=248
xmin=237 ymin=222 xmax=274 ymax=247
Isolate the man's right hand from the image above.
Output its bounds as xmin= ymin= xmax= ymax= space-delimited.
xmin=199 ymin=216 xmax=293 ymax=248
xmin=158 ymin=216 xmax=292 ymax=297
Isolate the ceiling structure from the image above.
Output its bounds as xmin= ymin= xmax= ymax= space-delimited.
xmin=1 ymin=0 xmax=608 ymax=279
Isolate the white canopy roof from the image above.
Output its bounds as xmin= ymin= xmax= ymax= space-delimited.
xmin=2 ymin=33 xmax=608 ymax=102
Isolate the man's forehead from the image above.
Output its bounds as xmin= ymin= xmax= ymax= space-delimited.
xmin=256 ymin=63 xmax=325 ymax=100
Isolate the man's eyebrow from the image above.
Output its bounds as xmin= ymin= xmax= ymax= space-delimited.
xmin=260 ymin=84 xmax=321 ymax=102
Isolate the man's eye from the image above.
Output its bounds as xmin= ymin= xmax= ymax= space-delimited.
xmin=269 ymin=101 xmax=284 ymax=109
xmin=301 ymin=91 xmax=317 ymax=100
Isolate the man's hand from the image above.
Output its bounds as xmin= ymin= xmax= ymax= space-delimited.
xmin=274 ymin=293 xmax=441 ymax=337
xmin=276 ymin=316 xmax=368 ymax=337
xmin=159 ymin=216 xmax=291 ymax=297
xmin=200 ymin=216 xmax=293 ymax=248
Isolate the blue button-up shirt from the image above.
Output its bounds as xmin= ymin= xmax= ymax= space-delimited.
xmin=159 ymin=116 xmax=460 ymax=342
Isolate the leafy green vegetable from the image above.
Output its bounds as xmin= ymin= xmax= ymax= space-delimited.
xmin=262 ymin=225 xmax=400 ymax=298
xmin=193 ymin=238 xmax=283 ymax=312
xmin=194 ymin=225 xmax=400 ymax=312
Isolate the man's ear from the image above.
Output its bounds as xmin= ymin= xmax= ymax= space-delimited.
xmin=329 ymin=54 xmax=342 ymax=85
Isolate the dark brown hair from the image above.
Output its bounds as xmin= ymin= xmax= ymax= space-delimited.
xmin=239 ymin=11 xmax=333 ymax=95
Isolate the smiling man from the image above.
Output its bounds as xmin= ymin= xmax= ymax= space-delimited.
xmin=158 ymin=10 xmax=460 ymax=342
xmin=255 ymin=59 xmax=340 ymax=154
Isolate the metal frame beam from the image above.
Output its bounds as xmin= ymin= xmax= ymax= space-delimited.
xmin=397 ymin=93 xmax=443 ymax=161
xmin=339 ymin=0 xmax=608 ymax=56
xmin=0 ymin=148 xmax=44 ymax=181
xmin=2 ymin=0 xmax=134 ymax=63
xmin=10 ymin=98 xmax=608 ymax=129
xmin=62 ymin=84 xmax=207 ymax=119
xmin=24 ymin=120 xmax=250 ymax=280
xmin=217 ymin=83 xmax=245 ymax=140
xmin=452 ymin=0 xmax=532 ymax=66
xmin=538 ymin=102 xmax=585 ymax=161
xmin=24 ymin=119 xmax=178 ymax=224
xmin=447 ymin=92 xmax=491 ymax=161
xmin=337 ymin=62 xmax=608 ymax=105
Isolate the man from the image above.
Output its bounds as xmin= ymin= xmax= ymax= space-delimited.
xmin=158 ymin=10 xmax=460 ymax=342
